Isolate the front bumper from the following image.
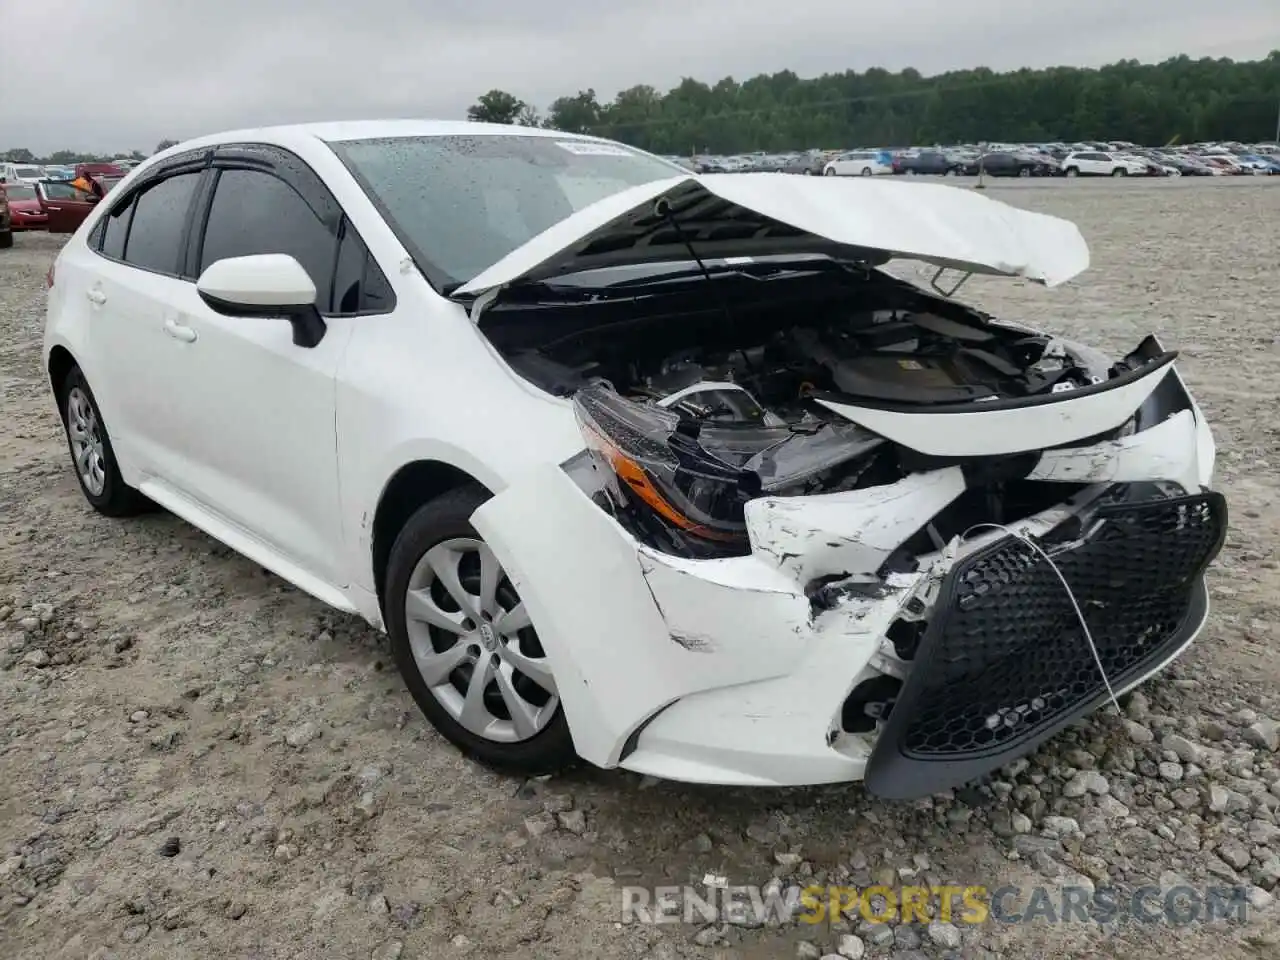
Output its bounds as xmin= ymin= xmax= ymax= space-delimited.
xmin=865 ymin=490 xmax=1225 ymax=798
xmin=11 ymin=211 xmax=47 ymax=231
xmin=473 ymin=351 xmax=1223 ymax=797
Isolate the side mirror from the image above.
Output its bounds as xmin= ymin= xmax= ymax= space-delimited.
xmin=196 ymin=254 xmax=326 ymax=348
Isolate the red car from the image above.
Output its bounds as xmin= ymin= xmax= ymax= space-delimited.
xmin=1 ymin=182 xmax=49 ymax=230
xmin=74 ymin=162 xmax=126 ymax=180
xmin=0 ymin=184 xmax=11 ymax=248
xmin=33 ymin=177 xmax=123 ymax=233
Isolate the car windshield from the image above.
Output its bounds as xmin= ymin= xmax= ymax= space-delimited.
xmin=329 ymin=134 xmax=687 ymax=292
xmin=4 ymin=184 xmax=35 ymax=200
xmin=16 ymin=167 xmax=40 ymax=178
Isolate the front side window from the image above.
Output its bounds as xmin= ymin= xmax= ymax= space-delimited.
xmin=328 ymin=134 xmax=685 ymax=292
xmin=198 ymin=169 xmax=336 ymax=298
xmin=122 ymin=172 xmax=202 ymax=275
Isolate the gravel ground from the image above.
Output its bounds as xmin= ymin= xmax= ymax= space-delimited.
xmin=2 ymin=177 xmax=1279 ymax=960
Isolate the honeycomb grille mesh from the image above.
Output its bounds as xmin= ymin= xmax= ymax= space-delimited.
xmin=900 ymin=493 xmax=1226 ymax=759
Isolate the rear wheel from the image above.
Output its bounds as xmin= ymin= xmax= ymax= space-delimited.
xmin=1065 ymin=167 xmax=1079 ymax=177
xmin=1112 ymin=167 xmax=1127 ymax=177
xmin=58 ymin=366 xmax=149 ymax=516
xmin=860 ymin=167 xmax=872 ymax=177
xmin=944 ymin=168 xmax=957 ymax=176
xmin=823 ymin=166 xmax=836 ymax=176
xmin=1018 ymin=166 xmax=1032 ymax=178
xmin=0 ymin=230 xmax=12 ymax=249
xmin=384 ymin=485 xmax=576 ymax=775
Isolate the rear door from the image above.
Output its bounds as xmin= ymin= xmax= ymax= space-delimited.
xmin=86 ymin=161 xmax=210 ymax=482
xmin=36 ymin=180 xmax=98 ymax=233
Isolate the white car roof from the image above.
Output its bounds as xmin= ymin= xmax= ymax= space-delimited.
xmin=153 ymin=119 xmax=604 ymax=157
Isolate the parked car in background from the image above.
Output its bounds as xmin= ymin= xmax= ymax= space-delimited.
xmin=781 ymin=153 xmax=830 ymax=175
xmin=74 ymin=162 xmax=126 ymax=181
xmin=34 ymin=180 xmax=101 ymax=233
xmin=892 ymin=151 xmax=964 ymax=176
xmin=1060 ymin=151 xmax=1146 ymax=177
xmin=0 ymin=183 xmax=11 ymax=248
xmin=967 ymin=152 xmax=1057 ymax=177
xmin=823 ymin=151 xmax=893 ymax=177
xmin=42 ymin=166 xmax=76 ymax=181
xmin=2 ymin=183 xmax=49 ymax=230
xmin=2 ymin=162 xmax=45 ymax=185
xmin=1116 ymin=154 xmax=1170 ymax=177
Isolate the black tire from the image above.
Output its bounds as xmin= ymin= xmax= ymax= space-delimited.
xmin=860 ymin=167 xmax=872 ymax=177
xmin=1112 ymin=167 xmax=1127 ymax=177
xmin=57 ymin=366 xmax=150 ymax=516
xmin=384 ymin=484 xmax=577 ymax=776
xmin=1018 ymin=166 xmax=1032 ymax=178
xmin=1065 ymin=167 xmax=1079 ymax=177
xmin=0 ymin=230 xmax=13 ymax=249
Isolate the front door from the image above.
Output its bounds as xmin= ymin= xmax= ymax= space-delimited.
xmin=153 ymin=158 xmax=355 ymax=584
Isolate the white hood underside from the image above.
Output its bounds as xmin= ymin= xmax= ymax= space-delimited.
xmin=455 ymin=172 xmax=1090 ymax=300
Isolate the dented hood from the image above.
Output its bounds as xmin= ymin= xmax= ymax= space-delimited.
xmin=454 ymin=172 xmax=1090 ymax=300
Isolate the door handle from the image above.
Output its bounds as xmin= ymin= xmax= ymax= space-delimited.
xmin=47 ymin=205 xmax=63 ymax=211
xmin=163 ymin=318 xmax=198 ymax=343
xmin=86 ymin=289 xmax=106 ymax=305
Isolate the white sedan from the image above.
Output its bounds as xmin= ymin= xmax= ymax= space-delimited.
xmin=43 ymin=121 xmax=1225 ymax=798
xmin=823 ymin=151 xmax=893 ymax=177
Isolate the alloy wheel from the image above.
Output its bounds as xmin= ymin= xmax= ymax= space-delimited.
xmin=66 ymin=386 xmax=106 ymax=496
xmin=403 ymin=537 xmax=557 ymax=743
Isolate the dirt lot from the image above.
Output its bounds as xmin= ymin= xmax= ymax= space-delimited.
xmin=2 ymin=177 xmax=1279 ymax=960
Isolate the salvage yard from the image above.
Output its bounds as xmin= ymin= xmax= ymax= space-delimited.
xmin=2 ymin=176 xmax=1280 ymax=960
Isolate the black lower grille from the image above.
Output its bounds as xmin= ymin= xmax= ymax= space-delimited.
xmin=864 ymin=490 xmax=1227 ymax=800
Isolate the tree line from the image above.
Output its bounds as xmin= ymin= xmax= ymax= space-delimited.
xmin=467 ymin=52 xmax=1280 ymax=153
xmin=1 ymin=140 xmax=179 ymax=166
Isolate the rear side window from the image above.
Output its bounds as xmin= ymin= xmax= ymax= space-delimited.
xmin=100 ymin=199 xmax=135 ymax=261
xmin=123 ymin=173 xmax=201 ymax=274
xmin=198 ymin=169 xmax=335 ymax=297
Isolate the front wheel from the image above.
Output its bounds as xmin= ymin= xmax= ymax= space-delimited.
xmin=860 ymin=167 xmax=872 ymax=177
xmin=384 ymin=485 xmax=576 ymax=775
xmin=1112 ymin=167 xmax=1127 ymax=177
xmin=1065 ymin=167 xmax=1079 ymax=177
xmin=1018 ymin=166 xmax=1032 ymax=178
xmin=944 ymin=168 xmax=957 ymax=176
xmin=58 ymin=366 xmax=149 ymax=516
xmin=823 ymin=166 xmax=837 ymax=176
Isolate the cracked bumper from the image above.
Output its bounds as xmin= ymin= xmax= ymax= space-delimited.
xmin=471 ymin=365 xmax=1218 ymax=792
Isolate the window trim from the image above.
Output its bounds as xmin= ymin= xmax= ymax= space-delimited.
xmin=88 ymin=148 xmax=213 ymax=279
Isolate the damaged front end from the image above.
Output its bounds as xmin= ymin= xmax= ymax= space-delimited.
xmin=464 ymin=175 xmax=1225 ymax=796
xmin=472 ymin=319 xmax=1224 ymax=795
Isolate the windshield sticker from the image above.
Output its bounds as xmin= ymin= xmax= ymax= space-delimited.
xmin=555 ymin=141 xmax=635 ymax=157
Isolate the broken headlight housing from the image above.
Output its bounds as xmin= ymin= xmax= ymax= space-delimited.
xmin=571 ymin=383 xmax=884 ymax=551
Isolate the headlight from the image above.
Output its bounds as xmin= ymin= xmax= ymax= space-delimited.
xmin=571 ymin=383 xmax=883 ymax=548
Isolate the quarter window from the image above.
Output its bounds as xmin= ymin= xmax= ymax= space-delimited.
xmin=122 ymin=173 xmax=202 ymax=274
xmin=100 ymin=198 xmax=135 ymax=261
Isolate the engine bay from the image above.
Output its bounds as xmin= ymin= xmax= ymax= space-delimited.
xmin=486 ymin=264 xmax=1108 ymax=425
xmin=477 ymin=263 xmax=1130 ymax=558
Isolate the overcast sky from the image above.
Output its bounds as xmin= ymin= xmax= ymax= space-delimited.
xmin=4 ymin=0 xmax=1277 ymax=155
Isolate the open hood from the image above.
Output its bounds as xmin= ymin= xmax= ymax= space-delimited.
xmin=453 ymin=172 xmax=1090 ymax=301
